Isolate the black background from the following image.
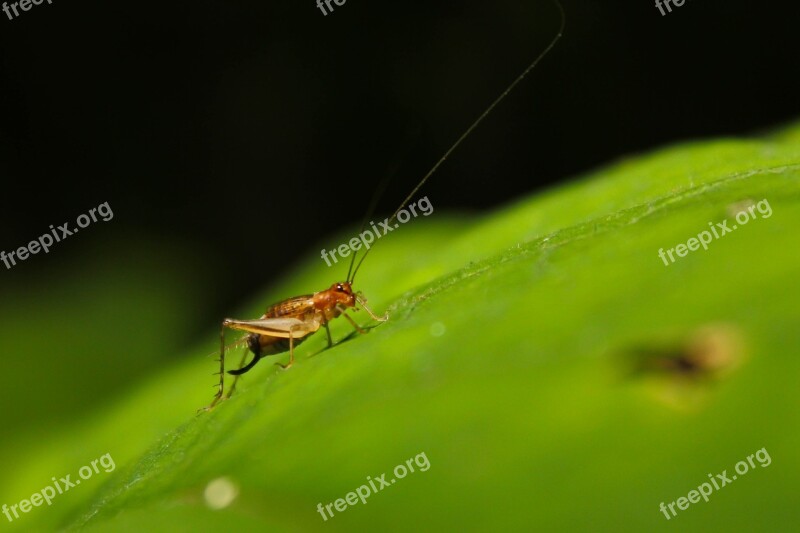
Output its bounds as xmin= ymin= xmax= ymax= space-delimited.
xmin=1 ymin=0 xmax=799 ymax=331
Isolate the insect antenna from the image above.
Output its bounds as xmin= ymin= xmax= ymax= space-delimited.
xmin=346 ymin=173 xmax=392 ymax=283
xmin=349 ymin=0 xmax=565 ymax=284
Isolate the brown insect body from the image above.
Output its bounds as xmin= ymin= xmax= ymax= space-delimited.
xmin=203 ymin=281 xmax=384 ymax=410
xmin=242 ymin=282 xmax=360 ymax=356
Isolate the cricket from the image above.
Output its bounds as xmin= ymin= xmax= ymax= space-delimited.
xmin=202 ymin=0 xmax=565 ymax=411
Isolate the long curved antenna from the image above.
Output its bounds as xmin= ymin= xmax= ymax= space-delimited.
xmin=346 ymin=174 xmax=392 ymax=282
xmin=349 ymin=0 xmax=565 ymax=283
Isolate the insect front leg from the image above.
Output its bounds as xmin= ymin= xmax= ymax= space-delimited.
xmin=338 ymin=305 xmax=367 ymax=335
xmin=354 ymin=294 xmax=388 ymax=322
xmin=322 ymin=316 xmax=334 ymax=348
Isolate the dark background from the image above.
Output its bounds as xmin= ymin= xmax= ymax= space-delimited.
xmin=2 ymin=0 xmax=799 ymax=336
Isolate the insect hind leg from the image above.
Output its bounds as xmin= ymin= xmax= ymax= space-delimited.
xmin=226 ymin=335 xmax=262 ymax=400
xmin=275 ymin=329 xmax=296 ymax=369
xmin=199 ymin=320 xmax=232 ymax=412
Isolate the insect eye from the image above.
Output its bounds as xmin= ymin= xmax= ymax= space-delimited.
xmin=336 ymin=284 xmax=344 ymax=291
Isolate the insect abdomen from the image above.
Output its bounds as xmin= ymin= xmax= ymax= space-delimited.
xmin=251 ymin=333 xmax=309 ymax=356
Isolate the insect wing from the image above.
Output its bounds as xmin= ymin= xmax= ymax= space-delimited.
xmin=266 ymin=295 xmax=315 ymax=318
xmin=223 ymin=317 xmax=318 ymax=339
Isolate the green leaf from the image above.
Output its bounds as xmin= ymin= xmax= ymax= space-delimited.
xmin=4 ymin=122 xmax=800 ymax=532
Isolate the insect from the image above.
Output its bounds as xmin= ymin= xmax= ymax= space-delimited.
xmin=202 ymin=0 xmax=565 ymax=411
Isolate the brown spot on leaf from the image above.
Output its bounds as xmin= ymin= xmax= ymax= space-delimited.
xmin=631 ymin=324 xmax=744 ymax=379
xmin=621 ymin=323 xmax=746 ymax=409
